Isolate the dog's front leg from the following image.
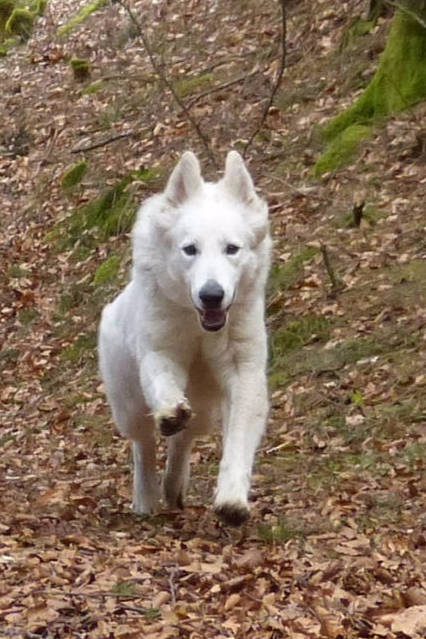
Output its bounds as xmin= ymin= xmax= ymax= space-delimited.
xmin=140 ymin=351 xmax=192 ymax=436
xmin=214 ymin=365 xmax=268 ymax=526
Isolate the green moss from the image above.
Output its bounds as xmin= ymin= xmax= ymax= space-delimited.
xmin=382 ymin=259 xmax=426 ymax=308
xmin=64 ymin=392 xmax=91 ymax=409
xmin=268 ymin=246 xmax=318 ymax=296
xmin=57 ymin=0 xmax=107 ymax=36
xmin=394 ymin=258 xmax=426 ymax=284
xmin=270 ymin=314 xmax=330 ymax=364
xmin=9 ymin=263 xmax=30 ymax=278
xmin=175 ymin=73 xmax=214 ymax=98
xmin=61 ymin=332 xmax=97 ymax=365
xmin=314 ymin=124 xmax=371 ymax=176
xmin=0 ymin=347 xmax=19 ymax=368
xmin=0 ymin=0 xmax=14 ymax=32
xmin=269 ymin=314 xmax=330 ymax=389
xmin=324 ymin=10 xmax=426 ymax=142
xmin=268 ymin=371 xmax=287 ymax=391
xmin=97 ymin=100 xmax=123 ymax=129
xmin=58 ymin=290 xmax=82 ymax=314
xmin=277 ymin=80 xmax=326 ymax=110
xmin=82 ymin=79 xmax=104 ymax=95
xmin=351 ymin=17 xmax=375 ymax=37
xmin=5 ymin=7 xmax=34 ymax=40
xmin=317 ymin=334 xmax=411 ymax=373
xmin=93 ymin=254 xmax=121 ymax=285
xmin=269 ymin=327 xmax=420 ymax=391
xmin=68 ymin=168 xmax=160 ymax=242
xmin=380 ymin=399 xmax=422 ymax=423
xmin=111 ymin=582 xmax=138 ymax=597
xmin=70 ymin=57 xmax=91 ymax=81
xmin=77 ymin=180 xmax=134 ymax=238
xmin=61 ymin=160 xmax=88 ymax=190
xmin=334 ymin=203 xmax=386 ymax=229
xmin=18 ymin=308 xmax=39 ymax=327
xmin=50 ymin=168 xmax=163 ymax=257
xmin=1 ymin=0 xmax=46 ymax=48
xmin=340 ymin=16 xmax=375 ymax=50
xmin=316 ymin=10 xmax=426 ymax=174
xmin=30 ymin=0 xmax=47 ymax=15
xmin=257 ymin=518 xmax=307 ymax=544
xmin=308 ymin=450 xmax=387 ymax=488
xmin=402 ymin=442 xmax=426 ymax=468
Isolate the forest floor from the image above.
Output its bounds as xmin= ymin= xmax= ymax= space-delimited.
xmin=1 ymin=1 xmax=425 ymax=637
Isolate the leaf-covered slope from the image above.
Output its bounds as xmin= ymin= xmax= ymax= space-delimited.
xmin=1 ymin=1 xmax=425 ymax=637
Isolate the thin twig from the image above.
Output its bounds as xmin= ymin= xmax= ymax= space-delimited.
xmin=384 ymin=1 xmax=426 ymax=28
xmin=70 ymin=131 xmax=137 ymax=153
xmin=30 ymin=588 xmax=145 ymax=599
xmin=185 ymin=72 xmax=257 ymax=110
xmin=273 ymin=175 xmax=318 ymax=197
xmin=352 ymin=191 xmax=366 ymax=227
xmin=45 ymin=126 xmax=58 ymax=160
xmin=116 ymin=0 xmax=218 ymax=170
xmin=243 ymin=0 xmax=287 ymax=157
xmin=320 ymin=243 xmax=343 ymax=295
xmin=196 ymin=55 xmax=254 ymax=75
xmin=168 ymin=566 xmax=178 ymax=607
xmin=118 ymin=604 xmax=155 ymax=615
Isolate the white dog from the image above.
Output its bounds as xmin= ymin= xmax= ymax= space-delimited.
xmin=98 ymin=151 xmax=271 ymax=525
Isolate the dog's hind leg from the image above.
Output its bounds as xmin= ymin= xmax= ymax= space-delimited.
xmin=163 ymin=429 xmax=195 ymax=510
xmin=163 ymin=395 xmax=217 ymax=510
xmin=132 ymin=426 xmax=161 ymax=515
xmin=99 ymin=323 xmax=161 ymax=514
xmin=110 ymin=403 xmax=160 ymax=514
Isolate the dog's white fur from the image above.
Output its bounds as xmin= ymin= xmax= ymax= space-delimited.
xmin=98 ymin=151 xmax=271 ymax=525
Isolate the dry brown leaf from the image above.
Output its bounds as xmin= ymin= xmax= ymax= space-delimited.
xmin=381 ymin=605 xmax=426 ymax=635
xmin=403 ymin=587 xmax=426 ymax=607
xmin=235 ymin=548 xmax=264 ymax=569
xmin=224 ymin=593 xmax=241 ymax=611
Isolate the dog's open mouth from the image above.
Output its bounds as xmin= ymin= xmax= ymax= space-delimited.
xmin=198 ymin=309 xmax=227 ymax=332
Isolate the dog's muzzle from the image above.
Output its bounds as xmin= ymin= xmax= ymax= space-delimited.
xmin=197 ymin=280 xmax=227 ymax=332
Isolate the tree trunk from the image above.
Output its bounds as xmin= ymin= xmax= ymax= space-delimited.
xmin=323 ymin=7 xmax=426 ymax=141
xmin=367 ymin=0 xmax=391 ymax=22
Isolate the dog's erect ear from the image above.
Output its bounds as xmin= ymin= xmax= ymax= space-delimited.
xmin=224 ymin=151 xmax=256 ymax=204
xmin=165 ymin=151 xmax=202 ymax=206
xmin=225 ymin=151 xmax=268 ymax=246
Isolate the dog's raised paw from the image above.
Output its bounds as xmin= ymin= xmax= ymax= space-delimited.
xmin=157 ymin=401 xmax=192 ymax=437
xmin=215 ymin=502 xmax=249 ymax=527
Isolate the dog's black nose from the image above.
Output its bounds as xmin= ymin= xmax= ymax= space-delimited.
xmin=199 ymin=280 xmax=224 ymax=309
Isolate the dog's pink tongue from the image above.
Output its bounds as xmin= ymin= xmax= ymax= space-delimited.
xmin=201 ymin=309 xmax=226 ymax=331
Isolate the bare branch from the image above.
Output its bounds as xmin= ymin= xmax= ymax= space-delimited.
xmin=384 ymin=1 xmax=426 ymax=28
xmin=115 ymin=1 xmax=218 ymax=170
xmin=320 ymin=244 xmax=344 ymax=295
xmin=352 ymin=190 xmax=366 ymax=227
xmin=243 ymin=0 xmax=287 ymax=158
xmin=168 ymin=566 xmax=178 ymax=607
xmin=70 ymin=131 xmax=137 ymax=154
xmin=185 ymin=72 xmax=257 ymax=110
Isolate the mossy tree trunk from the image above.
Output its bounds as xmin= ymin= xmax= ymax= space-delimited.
xmin=315 ymin=6 xmax=426 ymax=174
xmin=325 ymin=7 xmax=426 ymax=139
xmin=367 ymin=0 xmax=391 ymax=22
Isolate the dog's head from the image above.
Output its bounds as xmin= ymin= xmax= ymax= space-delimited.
xmin=137 ymin=151 xmax=269 ymax=332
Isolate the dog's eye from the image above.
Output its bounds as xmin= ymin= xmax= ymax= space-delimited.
xmin=182 ymin=244 xmax=197 ymax=256
xmin=225 ymin=244 xmax=240 ymax=256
